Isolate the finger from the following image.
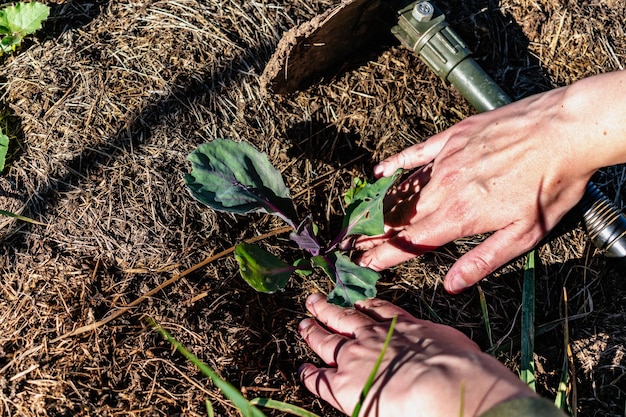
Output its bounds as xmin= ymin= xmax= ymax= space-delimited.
xmin=305 ymin=293 xmax=373 ymax=336
xmin=374 ymin=135 xmax=447 ymax=178
xmin=444 ymin=223 xmax=542 ymax=294
xmin=298 ymin=318 xmax=347 ymax=366
xmin=340 ymin=229 xmax=396 ymax=251
xmin=358 ymin=212 xmax=457 ymax=271
xmin=384 ymin=163 xmax=433 ymax=209
xmin=349 ymin=228 xmax=398 ymax=251
xmin=298 ymin=364 xmax=346 ymax=413
xmin=354 ymin=298 xmax=417 ymax=323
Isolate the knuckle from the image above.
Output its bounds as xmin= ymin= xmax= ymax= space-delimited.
xmin=337 ymin=308 xmax=360 ymax=322
xmin=445 ymin=200 xmax=470 ymax=223
xmin=521 ymin=229 xmax=543 ymax=249
xmin=358 ymin=298 xmax=385 ymax=309
xmin=469 ymin=254 xmax=495 ymax=276
xmin=396 ymin=229 xmax=423 ymax=249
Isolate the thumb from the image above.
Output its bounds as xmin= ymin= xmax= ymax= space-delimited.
xmin=444 ymin=224 xmax=542 ymax=294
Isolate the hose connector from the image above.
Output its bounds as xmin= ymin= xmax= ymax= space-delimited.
xmin=580 ymin=182 xmax=626 ymax=257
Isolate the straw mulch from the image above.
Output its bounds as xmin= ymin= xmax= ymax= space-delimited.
xmin=0 ymin=0 xmax=624 ymax=416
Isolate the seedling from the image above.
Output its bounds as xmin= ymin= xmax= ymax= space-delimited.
xmin=0 ymin=2 xmax=49 ymax=55
xmin=185 ymin=139 xmax=400 ymax=307
xmin=0 ymin=1 xmax=50 ymax=172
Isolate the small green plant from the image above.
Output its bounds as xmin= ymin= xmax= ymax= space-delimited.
xmin=0 ymin=1 xmax=50 ymax=172
xmin=0 ymin=2 xmax=49 ymax=55
xmin=184 ymin=139 xmax=400 ymax=307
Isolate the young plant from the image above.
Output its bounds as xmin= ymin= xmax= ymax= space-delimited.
xmin=184 ymin=139 xmax=400 ymax=307
xmin=0 ymin=2 xmax=49 ymax=55
xmin=0 ymin=1 xmax=50 ymax=172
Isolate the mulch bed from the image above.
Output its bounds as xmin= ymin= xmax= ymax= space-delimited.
xmin=1 ymin=0 xmax=625 ymax=416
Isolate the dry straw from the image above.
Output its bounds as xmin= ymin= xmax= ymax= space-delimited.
xmin=0 ymin=1 xmax=624 ymax=416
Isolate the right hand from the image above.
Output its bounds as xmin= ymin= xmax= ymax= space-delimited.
xmin=348 ymin=70 xmax=626 ymax=293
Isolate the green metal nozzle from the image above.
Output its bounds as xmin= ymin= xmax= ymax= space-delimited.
xmin=392 ymin=0 xmax=626 ymax=257
xmin=392 ymin=1 xmax=511 ymax=111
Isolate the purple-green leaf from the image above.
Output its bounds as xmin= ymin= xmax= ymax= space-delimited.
xmin=185 ymin=139 xmax=298 ymax=227
xmin=341 ymin=170 xmax=401 ymax=238
xmin=290 ymin=215 xmax=321 ymax=256
xmin=312 ymin=253 xmax=379 ymax=307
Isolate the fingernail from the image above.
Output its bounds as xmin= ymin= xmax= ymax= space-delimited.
xmin=298 ymin=318 xmax=314 ymax=332
xmin=373 ymin=164 xmax=384 ymax=177
xmin=307 ymin=292 xmax=325 ymax=305
xmin=447 ymin=274 xmax=468 ymax=293
xmin=339 ymin=236 xmax=354 ymax=250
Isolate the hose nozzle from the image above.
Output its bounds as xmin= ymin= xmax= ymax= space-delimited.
xmin=580 ymin=182 xmax=626 ymax=257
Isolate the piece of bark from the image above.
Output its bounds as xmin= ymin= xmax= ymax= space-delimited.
xmin=260 ymin=0 xmax=400 ymax=95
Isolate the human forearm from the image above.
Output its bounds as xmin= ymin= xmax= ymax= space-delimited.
xmin=553 ymin=69 xmax=626 ymax=176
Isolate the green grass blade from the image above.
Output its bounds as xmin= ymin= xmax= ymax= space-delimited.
xmin=0 ymin=129 xmax=7 ymax=172
xmin=250 ymin=398 xmax=320 ymax=417
xmin=206 ymin=399 xmax=215 ymax=417
xmin=555 ymin=288 xmax=572 ymax=412
xmin=147 ymin=318 xmax=266 ymax=417
xmin=520 ymin=250 xmax=536 ymax=391
xmin=418 ymin=295 xmax=443 ymax=323
xmin=0 ymin=209 xmax=46 ymax=225
xmin=351 ymin=315 xmax=397 ymax=417
xmin=477 ymin=284 xmax=494 ymax=349
xmin=487 ymin=309 xmax=593 ymax=356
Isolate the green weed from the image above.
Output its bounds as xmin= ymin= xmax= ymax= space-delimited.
xmin=0 ymin=1 xmax=50 ymax=172
xmin=520 ymin=250 xmax=536 ymax=390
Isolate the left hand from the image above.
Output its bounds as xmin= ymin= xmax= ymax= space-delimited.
xmin=298 ymin=293 xmax=535 ymax=417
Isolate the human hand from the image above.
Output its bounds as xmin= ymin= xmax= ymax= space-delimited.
xmin=298 ymin=293 xmax=535 ymax=417
xmin=349 ymin=71 xmax=626 ymax=293
xmin=349 ymin=84 xmax=597 ymax=293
